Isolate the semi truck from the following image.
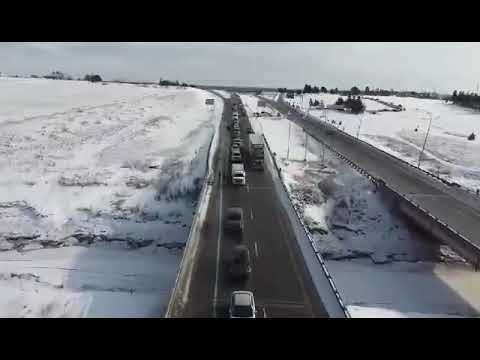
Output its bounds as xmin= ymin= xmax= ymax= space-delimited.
xmin=247 ymin=134 xmax=264 ymax=171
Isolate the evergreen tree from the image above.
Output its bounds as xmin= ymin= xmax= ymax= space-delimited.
xmin=351 ymin=86 xmax=360 ymax=95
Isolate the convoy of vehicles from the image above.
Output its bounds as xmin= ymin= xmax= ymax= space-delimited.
xmin=224 ymin=98 xmax=263 ymax=318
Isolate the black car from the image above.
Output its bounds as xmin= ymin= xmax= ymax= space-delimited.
xmin=228 ymin=245 xmax=252 ymax=281
xmin=224 ymin=207 xmax=244 ymax=232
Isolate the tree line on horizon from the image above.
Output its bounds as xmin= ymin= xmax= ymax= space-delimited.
xmin=451 ymin=90 xmax=480 ymax=110
xmin=278 ymin=85 xmax=442 ymax=99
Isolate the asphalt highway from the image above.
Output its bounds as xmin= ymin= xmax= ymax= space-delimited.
xmin=178 ymin=94 xmax=328 ymax=317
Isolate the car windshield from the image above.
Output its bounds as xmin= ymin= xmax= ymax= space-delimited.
xmin=232 ymin=305 xmax=253 ymax=317
xmin=229 ymin=213 xmax=241 ymax=220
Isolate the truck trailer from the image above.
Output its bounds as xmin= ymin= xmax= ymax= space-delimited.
xmin=247 ymin=134 xmax=264 ymax=170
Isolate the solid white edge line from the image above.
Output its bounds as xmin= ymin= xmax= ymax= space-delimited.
xmin=213 ymin=167 xmax=223 ymax=317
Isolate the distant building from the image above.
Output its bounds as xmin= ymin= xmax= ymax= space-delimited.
xmin=44 ymin=71 xmax=72 ymax=80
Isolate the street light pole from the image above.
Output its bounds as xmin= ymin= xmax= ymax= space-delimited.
xmin=321 ymin=141 xmax=325 ymax=166
xmin=356 ymin=116 xmax=364 ymax=138
xmin=417 ymin=111 xmax=433 ymax=168
xmin=304 ymin=130 xmax=308 ymax=162
xmin=287 ymin=119 xmax=291 ymax=161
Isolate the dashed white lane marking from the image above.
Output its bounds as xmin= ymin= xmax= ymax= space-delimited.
xmin=254 ymin=241 xmax=259 ymax=258
xmin=250 ymin=208 xmax=254 ymax=220
xmin=263 ymin=307 xmax=267 ymax=318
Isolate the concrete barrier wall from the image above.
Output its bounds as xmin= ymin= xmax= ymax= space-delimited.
xmin=165 ymin=89 xmax=225 ymax=317
xmin=165 ymin=134 xmax=217 ymax=317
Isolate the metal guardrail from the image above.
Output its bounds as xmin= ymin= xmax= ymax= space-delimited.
xmin=385 ymin=184 xmax=480 ymax=269
xmin=274 ymin=99 xmax=480 ymax=269
xmin=262 ymin=134 xmax=351 ymax=318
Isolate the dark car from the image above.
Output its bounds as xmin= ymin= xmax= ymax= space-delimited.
xmin=229 ymin=245 xmax=251 ymax=281
xmin=224 ymin=207 xmax=244 ymax=232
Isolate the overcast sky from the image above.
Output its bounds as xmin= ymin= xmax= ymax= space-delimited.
xmin=1 ymin=42 xmax=479 ymax=94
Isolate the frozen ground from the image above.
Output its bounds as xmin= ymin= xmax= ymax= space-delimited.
xmin=0 ymin=77 xmax=223 ymax=317
xmin=288 ymin=93 xmax=480 ymax=193
xmin=252 ymin=94 xmax=480 ymax=317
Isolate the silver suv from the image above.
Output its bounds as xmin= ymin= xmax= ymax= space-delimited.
xmin=229 ymin=291 xmax=256 ymax=318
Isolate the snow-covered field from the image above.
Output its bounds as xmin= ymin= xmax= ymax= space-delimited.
xmin=243 ymin=93 xmax=480 ymax=317
xmin=288 ymin=93 xmax=480 ymax=193
xmin=0 ymin=77 xmax=223 ymax=317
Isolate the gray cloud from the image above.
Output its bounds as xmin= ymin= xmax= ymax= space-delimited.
xmin=1 ymin=42 xmax=479 ymax=93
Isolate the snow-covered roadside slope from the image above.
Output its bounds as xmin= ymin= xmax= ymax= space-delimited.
xmin=257 ymin=95 xmax=480 ymax=317
xmin=0 ymin=77 xmax=223 ymax=317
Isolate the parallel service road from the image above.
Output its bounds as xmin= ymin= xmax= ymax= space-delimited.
xmin=261 ymin=95 xmax=480 ymax=250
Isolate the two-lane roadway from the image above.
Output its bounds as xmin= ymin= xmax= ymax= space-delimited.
xmin=177 ymin=93 xmax=329 ymax=317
